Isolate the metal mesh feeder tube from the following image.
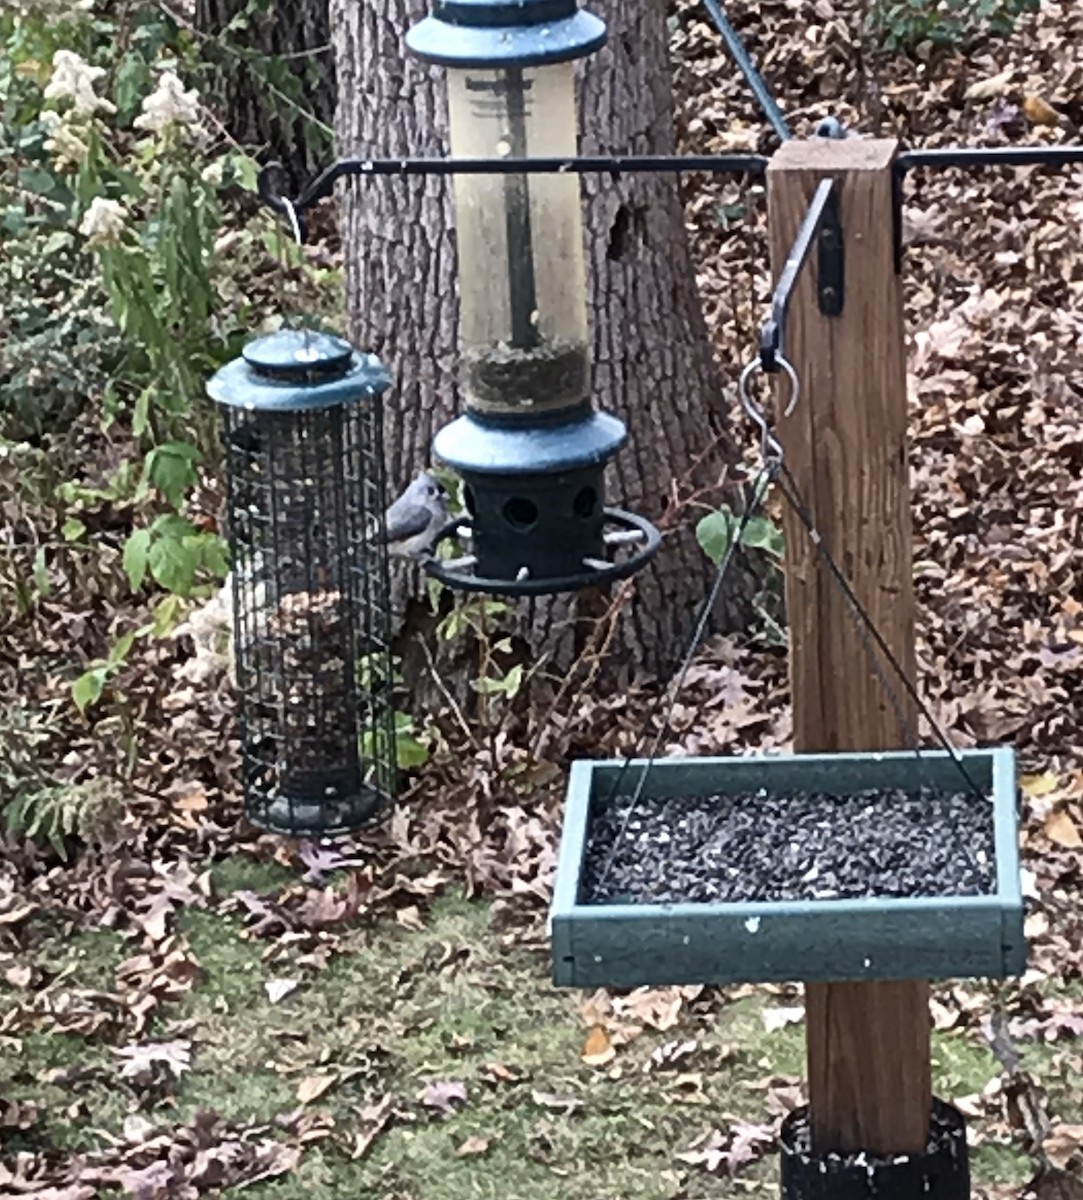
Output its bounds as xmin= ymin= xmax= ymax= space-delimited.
xmin=207 ymin=328 xmax=397 ymax=837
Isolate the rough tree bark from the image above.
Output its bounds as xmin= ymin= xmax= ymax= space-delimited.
xmin=195 ymin=0 xmax=335 ymax=182
xmin=332 ymin=0 xmax=754 ymax=679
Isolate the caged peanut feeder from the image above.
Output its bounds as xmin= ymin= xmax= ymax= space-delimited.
xmin=550 ymin=748 xmax=1025 ymax=989
xmin=207 ymin=328 xmax=397 ymax=838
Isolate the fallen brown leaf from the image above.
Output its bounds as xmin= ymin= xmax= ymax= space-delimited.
xmin=1023 ymin=94 xmax=1062 ymax=126
xmin=1044 ymin=1125 xmax=1083 ymax=1170
xmin=420 ymin=1079 xmax=468 ymax=1115
xmin=1045 ymin=809 xmax=1082 ymax=849
xmin=296 ymin=1073 xmax=337 ymax=1104
xmin=581 ymin=1024 xmax=616 ymax=1067
xmin=456 ymin=1134 xmax=493 ymax=1157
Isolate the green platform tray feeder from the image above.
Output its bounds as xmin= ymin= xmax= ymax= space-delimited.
xmin=550 ymin=748 xmax=1025 ymax=989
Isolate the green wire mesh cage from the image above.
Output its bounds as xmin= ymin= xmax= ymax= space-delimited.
xmin=207 ymin=329 xmax=397 ymax=837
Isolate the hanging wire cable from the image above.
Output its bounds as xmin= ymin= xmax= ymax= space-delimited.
xmin=773 ymin=461 xmax=987 ymax=802
xmin=701 ymin=0 xmax=792 ymax=142
xmin=593 ymin=462 xmax=778 ymax=891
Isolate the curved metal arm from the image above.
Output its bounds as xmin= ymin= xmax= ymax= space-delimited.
xmin=760 ymin=178 xmax=841 ymax=372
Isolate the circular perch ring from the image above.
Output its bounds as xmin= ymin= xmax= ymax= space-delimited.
xmin=423 ymin=507 xmax=662 ymax=597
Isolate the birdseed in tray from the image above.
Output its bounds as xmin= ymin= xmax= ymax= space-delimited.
xmin=582 ymin=787 xmax=996 ymax=905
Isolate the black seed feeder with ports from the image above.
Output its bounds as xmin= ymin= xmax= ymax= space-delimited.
xmin=407 ymin=0 xmax=661 ymax=595
xmin=207 ymin=328 xmax=398 ymax=838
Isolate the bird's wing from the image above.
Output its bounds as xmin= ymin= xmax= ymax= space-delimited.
xmin=384 ymin=504 xmax=434 ymax=544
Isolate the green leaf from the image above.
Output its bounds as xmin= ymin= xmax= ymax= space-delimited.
xmin=61 ymin=517 xmax=86 ymax=542
xmin=150 ymin=512 xmax=196 ymax=539
xmin=151 ymin=594 xmax=184 ymax=637
xmin=72 ymin=666 xmax=108 ymax=714
xmin=148 ymin=441 xmax=201 ymax=508
xmin=32 ymin=546 xmax=50 ymax=596
xmin=740 ymin=514 xmax=785 ymax=559
xmin=472 ymin=663 xmax=523 ymax=698
xmin=438 ymin=607 xmax=469 ymax=642
xmin=131 ymin=385 xmax=152 ymax=438
xmin=40 ymin=230 xmax=72 ymax=256
xmin=114 ymin=50 xmax=151 ymax=120
xmin=695 ymin=509 xmax=736 ymax=566
xmin=198 ymin=533 xmax=230 ymax=580
xmin=148 ymin=534 xmax=198 ymax=596
xmin=123 ymin=528 xmax=151 ymax=592
xmin=396 ymin=734 xmax=430 ymax=770
xmin=228 ymin=152 xmax=260 ymax=192
xmin=106 ymin=629 xmax=140 ymax=668
xmin=18 ymin=166 xmax=57 ymax=196
xmin=101 ymin=385 xmax=122 ymax=431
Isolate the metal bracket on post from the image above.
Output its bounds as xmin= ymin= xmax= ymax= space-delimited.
xmin=760 ymin=178 xmax=843 ymax=373
xmin=817 ymin=184 xmax=844 ymax=315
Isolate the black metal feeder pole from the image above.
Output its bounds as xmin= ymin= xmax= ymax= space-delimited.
xmin=207 ymin=328 xmax=398 ymax=838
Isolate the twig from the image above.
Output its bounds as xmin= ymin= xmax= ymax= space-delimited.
xmin=417 ymin=634 xmax=479 ymax=751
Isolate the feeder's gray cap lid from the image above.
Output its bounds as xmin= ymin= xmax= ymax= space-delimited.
xmin=433 ymin=409 xmax=626 ymax=474
xmin=243 ymin=329 xmax=354 ymax=378
xmin=208 ymin=328 xmax=391 ymax=412
xmin=406 ymin=0 xmax=606 ymax=67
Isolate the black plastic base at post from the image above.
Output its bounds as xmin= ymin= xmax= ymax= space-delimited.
xmin=780 ymin=1099 xmax=970 ymax=1200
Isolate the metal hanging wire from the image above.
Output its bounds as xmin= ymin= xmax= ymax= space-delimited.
xmin=593 ymin=322 xmax=991 ymax=887
xmin=771 ymin=460 xmax=987 ymax=802
xmin=700 ymin=0 xmax=792 ymax=143
xmin=592 ymin=172 xmax=783 ymax=892
xmin=739 ymin=354 xmax=798 ymax=467
xmin=275 ymin=196 xmax=311 ymax=345
xmin=592 ymin=458 xmax=778 ymax=893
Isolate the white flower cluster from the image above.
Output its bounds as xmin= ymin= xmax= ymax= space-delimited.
xmin=135 ymin=70 xmax=202 ymax=135
xmin=5 ymin=0 xmax=94 ymax=23
xmin=78 ymin=196 xmax=129 ymax=248
xmin=39 ymin=109 xmax=89 ymax=171
xmin=43 ymin=49 xmax=115 ymax=117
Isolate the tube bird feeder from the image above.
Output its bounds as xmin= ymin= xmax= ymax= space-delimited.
xmin=407 ymin=0 xmax=660 ymax=595
xmin=207 ymin=328 xmax=398 ymax=837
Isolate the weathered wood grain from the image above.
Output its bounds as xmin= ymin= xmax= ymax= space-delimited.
xmin=767 ymin=138 xmax=930 ymax=1157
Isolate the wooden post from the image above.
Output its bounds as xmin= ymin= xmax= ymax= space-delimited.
xmin=767 ymin=139 xmax=931 ymax=1156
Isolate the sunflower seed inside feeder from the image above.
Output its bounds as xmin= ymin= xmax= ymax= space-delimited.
xmin=583 ymin=787 xmax=996 ymax=906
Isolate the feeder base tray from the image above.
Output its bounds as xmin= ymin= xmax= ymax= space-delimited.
xmin=248 ymin=786 xmax=386 ymax=838
xmin=550 ymin=749 xmax=1024 ymax=988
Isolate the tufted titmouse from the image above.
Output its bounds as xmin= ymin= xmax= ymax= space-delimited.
xmin=379 ymin=471 xmax=450 ymax=559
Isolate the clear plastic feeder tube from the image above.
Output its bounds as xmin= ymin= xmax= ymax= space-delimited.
xmin=447 ymin=62 xmax=591 ymax=418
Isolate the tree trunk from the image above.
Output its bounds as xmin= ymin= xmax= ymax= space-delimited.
xmin=195 ymin=0 xmax=335 ymax=183
xmin=332 ymin=0 xmax=755 ymax=682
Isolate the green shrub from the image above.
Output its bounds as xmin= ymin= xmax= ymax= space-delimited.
xmin=871 ymin=0 xmax=1039 ymax=54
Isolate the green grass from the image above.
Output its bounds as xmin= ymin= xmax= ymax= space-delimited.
xmin=0 ymin=920 xmax=133 ymax=1153
xmin=160 ymin=893 xmax=792 ymax=1198
xmin=4 ymin=886 xmax=1069 ymax=1198
xmin=209 ymin=854 xmax=296 ymax=897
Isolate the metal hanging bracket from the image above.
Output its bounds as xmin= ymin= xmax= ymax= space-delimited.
xmin=817 ymin=183 xmax=844 ymax=316
xmin=760 ymin=177 xmax=844 ymax=373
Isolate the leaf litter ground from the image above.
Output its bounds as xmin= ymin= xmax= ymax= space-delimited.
xmin=4 ymin=0 xmax=1083 ymax=1197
